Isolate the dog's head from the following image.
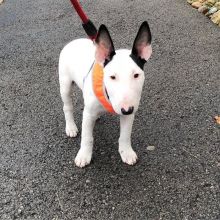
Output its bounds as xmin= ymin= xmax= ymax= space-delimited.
xmin=95 ymin=22 xmax=152 ymax=115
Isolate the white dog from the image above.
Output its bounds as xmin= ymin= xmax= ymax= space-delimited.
xmin=59 ymin=21 xmax=152 ymax=168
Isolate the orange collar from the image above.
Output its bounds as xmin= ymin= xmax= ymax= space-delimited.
xmin=92 ymin=63 xmax=115 ymax=113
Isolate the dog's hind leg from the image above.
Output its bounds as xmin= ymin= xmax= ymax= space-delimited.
xmin=59 ymin=74 xmax=78 ymax=137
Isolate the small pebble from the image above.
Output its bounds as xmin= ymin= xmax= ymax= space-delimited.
xmin=147 ymin=145 xmax=155 ymax=151
xmin=214 ymin=2 xmax=220 ymax=10
xmin=205 ymin=0 xmax=216 ymax=7
xmin=18 ymin=206 xmax=24 ymax=214
xmin=211 ymin=11 xmax=220 ymax=24
xmin=198 ymin=5 xmax=209 ymax=14
xmin=205 ymin=6 xmax=218 ymax=16
xmin=192 ymin=1 xmax=202 ymax=8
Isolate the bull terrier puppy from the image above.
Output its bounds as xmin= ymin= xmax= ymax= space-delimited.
xmin=59 ymin=21 xmax=152 ymax=168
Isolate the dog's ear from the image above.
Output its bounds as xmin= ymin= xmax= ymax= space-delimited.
xmin=130 ymin=21 xmax=152 ymax=69
xmin=95 ymin=24 xmax=115 ymax=66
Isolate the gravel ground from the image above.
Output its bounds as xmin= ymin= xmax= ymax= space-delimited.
xmin=0 ymin=0 xmax=220 ymax=219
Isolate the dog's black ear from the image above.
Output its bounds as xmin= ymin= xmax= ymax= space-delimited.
xmin=130 ymin=21 xmax=152 ymax=69
xmin=95 ymin=24 xmax=115 ymax=66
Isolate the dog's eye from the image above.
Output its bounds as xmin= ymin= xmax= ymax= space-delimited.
xmin=110 ymin=75 xmax=116 ymax=80
xmin=134 ymin=73 xmax=139 ymax=78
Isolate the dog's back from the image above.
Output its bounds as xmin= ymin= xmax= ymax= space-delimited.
xmin=59 ymin=38 xmax=95 ymax=90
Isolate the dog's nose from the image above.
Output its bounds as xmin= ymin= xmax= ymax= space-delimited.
xmin=121 ymin=106 xmax=134 ymax=115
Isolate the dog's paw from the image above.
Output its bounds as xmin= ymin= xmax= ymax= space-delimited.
xmin=119 ymin=148 xmax=138 ymax=165
xmin=74 ymin=150 xmax=92 ymax=168
xmin=66 ymin=123 xmax=78 ymax=137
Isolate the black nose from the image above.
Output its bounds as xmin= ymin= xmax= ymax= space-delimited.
xmin=121 ymin=106 xmax=134 ymax=115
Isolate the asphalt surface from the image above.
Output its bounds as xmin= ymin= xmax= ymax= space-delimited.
xmin=1 ymin=0 xmax=220 ymax=219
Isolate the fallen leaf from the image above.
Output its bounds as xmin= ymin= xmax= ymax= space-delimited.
xmin=214 ymin=116 xmax=220 ymax=124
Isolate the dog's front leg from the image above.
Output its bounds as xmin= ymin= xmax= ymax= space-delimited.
xmin=74 ymin=108 xmax=98 ymax=168
xmin=119 ymin=114 xmax=138 ymax=165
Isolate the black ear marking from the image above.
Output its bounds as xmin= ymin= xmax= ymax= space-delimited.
xmin=95 ymin=24 xmax=116 ymax=66
xmin=130 ymin=54 xmax=146 ymax=70
xmin=130 ymin=21 xmax=152 ymax=69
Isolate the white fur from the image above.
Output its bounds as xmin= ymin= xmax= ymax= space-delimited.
xmin=59 ymin=38 xmax=151 ymax=168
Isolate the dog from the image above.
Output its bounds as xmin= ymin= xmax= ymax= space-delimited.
xmin=59 ymin=21 xmax=152 ymax=168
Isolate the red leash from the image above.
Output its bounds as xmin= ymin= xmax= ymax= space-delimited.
xmin=69 ymin=0 xmax=97 ymax=40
